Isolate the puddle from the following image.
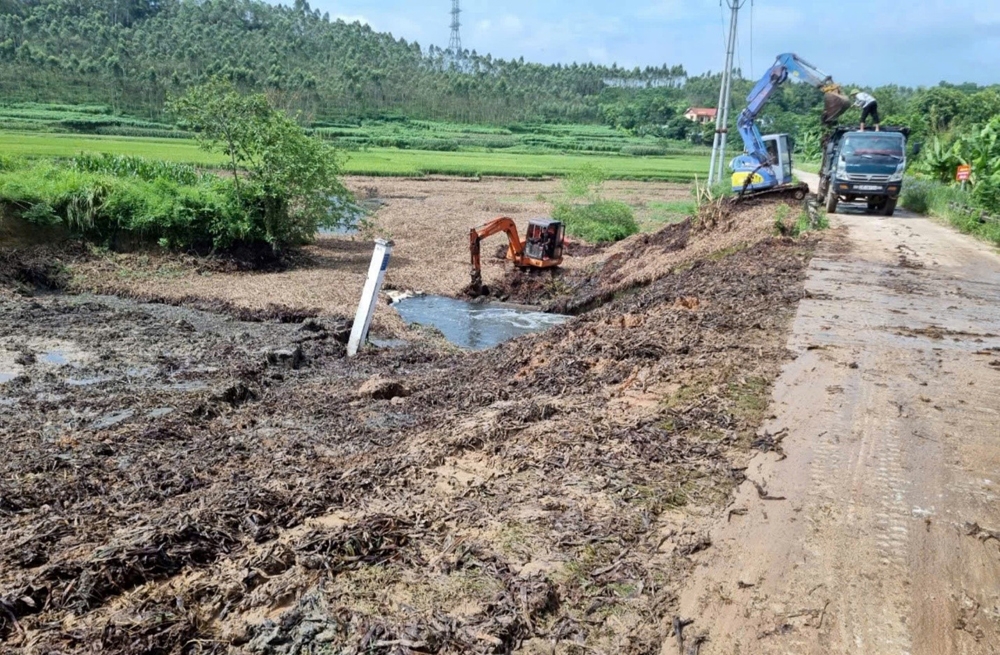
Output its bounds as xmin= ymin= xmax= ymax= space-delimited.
xmin=394 ymin=295 xmax=568 ymax=350
xmin=0 ymin=373 xmax=16 ymax=384
xmin=43 ymin=351 xmax=68 ymax=365
xmin=147 ymin=407 xmax=175 ymax=419
xmin=92 ymin=410 xmax=135 ymax=430
xmin=127 ymin=366 xmax=157 ymax=379
xmin=164 ymin=380 xmax=210 ymax=392
xmin=67 ymin=376 xmax=113 ymax=387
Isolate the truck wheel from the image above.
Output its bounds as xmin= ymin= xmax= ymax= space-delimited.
xmin=883 ymin=197 xmax=897 ymax=217
xmin=825 ymin=185 xmax=839 ymax=214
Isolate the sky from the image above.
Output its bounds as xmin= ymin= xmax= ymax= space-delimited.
xmin=279 ymin=0 xmax=1000 ymax=87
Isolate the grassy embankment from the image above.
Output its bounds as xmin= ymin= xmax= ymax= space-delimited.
xmin=902 ymin=178 xmax=1000 ymax=245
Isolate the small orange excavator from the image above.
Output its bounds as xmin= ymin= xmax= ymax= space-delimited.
xmin=469 ymin=217 xmax=565 ymax=294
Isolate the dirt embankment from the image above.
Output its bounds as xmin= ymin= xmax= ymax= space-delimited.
xmin=0 ymin=194 xmax=814 ymax=654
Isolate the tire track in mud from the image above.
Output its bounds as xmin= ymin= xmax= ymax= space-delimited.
xmin=678 ymin=207 xmax=1000 ymax=655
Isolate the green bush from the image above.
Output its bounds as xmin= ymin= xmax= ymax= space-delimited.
xmin=68 ymin=153 xmax=201 ymax=185
xmin=553 ymin=200 xmax=639 ymax=243
xmin=901 ymin=179 xmax=932 ymax=214
xmin=972 ymin=175 xmax=1000 ymax=215
xmin=0 ymin=158 xmax=278 ymax=250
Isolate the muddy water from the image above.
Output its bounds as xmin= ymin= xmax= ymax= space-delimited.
xmin=394 ymin=295 xmax=568 ymax=350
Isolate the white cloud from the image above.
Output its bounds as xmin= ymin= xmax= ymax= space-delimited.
xmin=587 ymin=47 xmax=610 ymax=64
xmin=499 ymin=14 xmax=524 ymax=34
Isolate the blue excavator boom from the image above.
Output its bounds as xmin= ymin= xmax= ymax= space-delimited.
xmin=730 ymin=53 xmax=850 ymax=194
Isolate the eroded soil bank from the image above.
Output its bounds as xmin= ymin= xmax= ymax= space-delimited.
xmin=0 ymin=196 xmax=815 ymax=654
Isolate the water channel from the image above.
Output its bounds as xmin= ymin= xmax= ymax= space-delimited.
xmin=393 ymin=295 xmax=568 ymax=350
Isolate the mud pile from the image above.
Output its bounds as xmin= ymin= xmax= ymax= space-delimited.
xmin=485 ymin=198 xmax=797 ymax=313
xmin=0 ymin=200 xmax=815 ymax=654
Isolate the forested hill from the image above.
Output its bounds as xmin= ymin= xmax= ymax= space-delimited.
xmin=2 ymin=0 xmax=998 ymax=143
xmin=0 ymin=0 xmax=691 ymax=124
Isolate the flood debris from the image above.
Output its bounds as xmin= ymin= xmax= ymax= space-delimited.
xmin=358 ymin=375 xmax=410 ymax=400
xmin=0 ymin=197 xmax=816 ymax=653
xmin=265 ymin=344 xmax=304 ymax=369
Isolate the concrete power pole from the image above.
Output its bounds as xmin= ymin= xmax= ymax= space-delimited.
xmin=708 ymin=0 xmax=746 ymax=186
xmin=449 ymin=0 xmax=462 ymax=53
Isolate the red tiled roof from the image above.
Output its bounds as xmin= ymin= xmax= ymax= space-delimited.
xmin=686 ymin=107 xmax=718 ymax=117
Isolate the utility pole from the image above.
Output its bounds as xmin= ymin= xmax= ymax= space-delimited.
xmin=708 ymin=0 xmax=747 ymax=186
xmin=449 ymin=0 xmax=462 ymax=54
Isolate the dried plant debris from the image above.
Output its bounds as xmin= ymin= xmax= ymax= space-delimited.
xmin=0 ymin=199 xmax=815 ymax=654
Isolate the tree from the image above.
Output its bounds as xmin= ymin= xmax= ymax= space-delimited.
xmin=169 ymin=78 xmax=351 ymax=248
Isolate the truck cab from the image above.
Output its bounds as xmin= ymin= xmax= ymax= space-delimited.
xmin=819 ymin=127 xmax=909 ymax=216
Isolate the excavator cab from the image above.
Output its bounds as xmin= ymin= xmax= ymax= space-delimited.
xmin=733 ymin=134 xmax=794 ymax=191
xmin=523 ymin=219 xmax=565 ymax=263
xmin=469 ymin=217 xmax=565 ymax=295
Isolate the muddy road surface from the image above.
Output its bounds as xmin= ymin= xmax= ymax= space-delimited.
xmin=679 ymin=180 xmax=1000 ymax=653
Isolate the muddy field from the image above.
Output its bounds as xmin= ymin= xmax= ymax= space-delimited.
xmin=0 ymin=190 xmax=816 ymax=654
xmin=48 ymin=177 xmax=694 ymax=334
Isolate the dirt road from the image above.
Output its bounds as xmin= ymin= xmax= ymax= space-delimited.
xmin=677 ymin=174 xmax=1000 ymax=653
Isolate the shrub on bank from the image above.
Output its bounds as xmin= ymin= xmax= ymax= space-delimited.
xmin=554 ymin=199 xmax=639 ymax=244
xmin=0 ymin=156 xmax=346 ymax=251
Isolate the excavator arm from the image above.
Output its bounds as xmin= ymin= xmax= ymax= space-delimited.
xmin=469 ymin=217 xmax=524 ymax=294
xmin=736 ymin=53 xmax=851 ymax=171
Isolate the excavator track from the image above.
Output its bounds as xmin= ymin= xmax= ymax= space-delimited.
xmin=733 ymin=181 xmax=810 ymax=203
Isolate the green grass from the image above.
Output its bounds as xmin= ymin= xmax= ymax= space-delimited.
xmin=0 ymin=132 xmax=224 ymax=165
xmin=553 ymin=200 xmax=639 ymax=243
xmin=342 ymin=149 xmax=706 ymax=181
xmin=314 ymin=118 xmax=713 ymax=157
xmin=645 ymin=199 xmax=697 ymax=224
xmin=903 ymin=177 xmax=1000 ymax=246
xmin=0 ymin=103 xmax=713 ymax=157
xmin=0 ymin=131 xmax=710 ymax=181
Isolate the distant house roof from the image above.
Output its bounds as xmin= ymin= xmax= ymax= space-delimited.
xmin=686 ymin=107 xmax=718 ymax=118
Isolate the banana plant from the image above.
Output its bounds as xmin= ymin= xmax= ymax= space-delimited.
xmin=919 ymin=136 xmax=962 ymax=183
xmin=958 ymin=119 xmax=1000 ymax=184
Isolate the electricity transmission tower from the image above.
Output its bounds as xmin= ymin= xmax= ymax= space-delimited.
xmin=708 ymin=0 xmax=748 ymax=186
xmin=449 ymin=0 xmax=462 ymax=53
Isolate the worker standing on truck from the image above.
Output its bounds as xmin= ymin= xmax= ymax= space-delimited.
xmin=852 ymin=89 xmax=880 ymax=131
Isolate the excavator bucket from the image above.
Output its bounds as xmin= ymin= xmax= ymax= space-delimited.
xmin=822 ymin=92 xmax=852 ymax=124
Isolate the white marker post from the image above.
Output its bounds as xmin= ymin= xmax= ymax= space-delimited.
xmin=347 ymin=239 xmax=393 ymax=357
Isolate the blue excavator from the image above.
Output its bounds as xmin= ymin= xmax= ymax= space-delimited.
xmin=730 ymin=53 xmax=852 ymax=198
